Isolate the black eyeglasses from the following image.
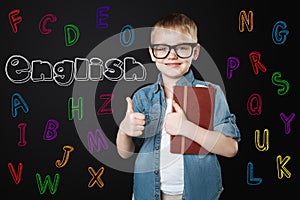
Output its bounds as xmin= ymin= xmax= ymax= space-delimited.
xmin=150 ymin=43 xmax=198 ymax=59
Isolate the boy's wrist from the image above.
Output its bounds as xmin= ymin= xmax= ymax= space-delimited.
xmin=119 ymin=129 xmax=129 ymax=137
xmin=181 ymin=120 xmax=199 ymax=140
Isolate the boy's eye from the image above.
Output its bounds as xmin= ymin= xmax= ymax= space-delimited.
xmin=156 ymin=46 xmax=168 ymax=51
xmin=177 ymin=45 xmax=190 ymax=51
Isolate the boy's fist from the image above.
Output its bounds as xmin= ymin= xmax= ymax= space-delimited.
xmin=119 ymin=97 xmax=145 ymax=137
xmin=165 ymin=100 xmax=188 ymax=136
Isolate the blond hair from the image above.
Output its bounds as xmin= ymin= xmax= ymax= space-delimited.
xmin=151 ymin=13 xmax=198 ymax=42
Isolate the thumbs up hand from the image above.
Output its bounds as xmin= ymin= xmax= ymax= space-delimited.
xmin=165 ymin=100 xmax=189 ymax=136
xmin=119 ymin=97 xmax=145 ymax=137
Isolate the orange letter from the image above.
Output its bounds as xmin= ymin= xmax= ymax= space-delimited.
xmin=55 ymin=145 xmax=74 ymax=168
xmin=88 ymin=166 xmax=105 ymax=188
xmin=239 ymin=10 xmax=253 ymax=32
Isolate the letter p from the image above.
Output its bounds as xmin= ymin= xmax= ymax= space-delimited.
xmin=227 ymin=56 xmax=240 ymax=79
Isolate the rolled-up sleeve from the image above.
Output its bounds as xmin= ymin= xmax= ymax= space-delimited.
xmin=212 ymin=85 xmax=241 ymax=142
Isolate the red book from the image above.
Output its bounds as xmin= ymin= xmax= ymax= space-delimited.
xmin=170 ymin=85 xmax=215 ymax=154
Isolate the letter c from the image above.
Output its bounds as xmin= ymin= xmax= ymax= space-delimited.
xmin=39 ymin=14 xmax=57 ymax=34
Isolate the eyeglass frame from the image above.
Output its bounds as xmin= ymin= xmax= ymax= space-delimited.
xmin=150 ymin=43 xmax=198 ymax=59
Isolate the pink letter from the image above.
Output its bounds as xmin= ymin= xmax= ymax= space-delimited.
xmin=39 ymin=14 xmax=57 ymax=34
xmin=247 ymin=93 xmax=262 ymax=115
xmin=17 ymin=123 xmax=27 ymax=147
xmin=97 ymin=94 xmax=114 ymax=115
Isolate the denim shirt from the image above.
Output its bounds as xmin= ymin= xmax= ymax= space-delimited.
xmin=131 ymin=70 xmax=241 ymax=200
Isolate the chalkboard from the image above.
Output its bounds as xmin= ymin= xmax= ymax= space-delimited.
xmin=1 ymin=0 xmax=298 ymax=199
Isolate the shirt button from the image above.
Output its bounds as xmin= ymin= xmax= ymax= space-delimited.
xmin=154 ymin=170 xmax=159 ymax=175
xmin=155 ymin=193 xmax=159 ymax=198
xmin=155 ymin=146 xmax=159 ymax=150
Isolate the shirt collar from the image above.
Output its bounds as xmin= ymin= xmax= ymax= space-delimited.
xmin=153 ymin=69 xmax=195 ymax=93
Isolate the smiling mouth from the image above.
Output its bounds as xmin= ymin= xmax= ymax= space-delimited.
xmin=165 ymin=63 xmax=181 ymax=68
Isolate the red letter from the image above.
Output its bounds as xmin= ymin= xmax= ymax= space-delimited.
xmin=249 ymin=51 xmax=267 ymax=75
xmin=8 ymin=162 xmax=23 ymax=184
xmin=8 ymin=9 xmax=22 ymax=33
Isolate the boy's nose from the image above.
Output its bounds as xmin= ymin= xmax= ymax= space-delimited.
xmin=168 ymin=48 xmax=178 ymax=58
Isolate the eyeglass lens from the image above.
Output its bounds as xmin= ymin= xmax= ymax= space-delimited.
xmin=153 ymin=44 xmax=194 ymax=58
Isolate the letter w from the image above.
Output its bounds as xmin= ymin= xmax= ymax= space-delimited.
xmin=35 ymin=173 xmax=60 ymax=195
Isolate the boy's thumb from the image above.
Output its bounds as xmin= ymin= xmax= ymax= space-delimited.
xmin=172 ymin=100 xmax=183 ymax=113
xmin=126 ymin=97 xmax=134 ymax=113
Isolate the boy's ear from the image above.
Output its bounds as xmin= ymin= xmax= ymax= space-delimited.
xmin=192 ymin=43 xmax=201 ymax=60
xmin=148 ymin=46 xmax=156 ymax=62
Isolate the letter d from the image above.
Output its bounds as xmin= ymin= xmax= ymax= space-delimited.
xmin=64 ymin=24 xmax=80 ymax=46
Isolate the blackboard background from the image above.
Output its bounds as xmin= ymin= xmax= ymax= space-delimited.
xmin=1 ymin=0 xmax=298 ymax=199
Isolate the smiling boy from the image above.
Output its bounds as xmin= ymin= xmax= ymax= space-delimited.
xmin=116 ymin=13 xmax=241 ymax=200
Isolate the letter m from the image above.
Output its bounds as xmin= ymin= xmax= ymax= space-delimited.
xmin=88 ymin=129 xmax=109 ymax=154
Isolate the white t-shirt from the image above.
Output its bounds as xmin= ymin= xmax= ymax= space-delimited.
xmin=160 ymin=98 xmax=184 ymax=195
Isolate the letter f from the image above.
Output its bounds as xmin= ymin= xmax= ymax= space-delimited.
xmin=9 ymin=9 xmax=23 ymax=33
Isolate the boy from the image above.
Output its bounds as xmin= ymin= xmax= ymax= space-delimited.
xmin=116 ymin=13 xmax=241 ymax=200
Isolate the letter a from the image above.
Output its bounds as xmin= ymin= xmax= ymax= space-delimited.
xmin=12 ymin=93 xmax=29 ymax=118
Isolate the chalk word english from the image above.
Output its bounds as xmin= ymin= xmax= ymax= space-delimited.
xmin=5 ymin=55 xmax=147 ymax=86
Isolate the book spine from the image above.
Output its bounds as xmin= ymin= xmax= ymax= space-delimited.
xmin=180 ymin=86 xmax=188 ymax=154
